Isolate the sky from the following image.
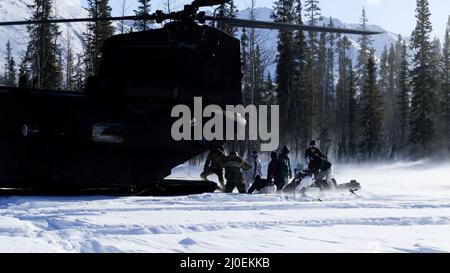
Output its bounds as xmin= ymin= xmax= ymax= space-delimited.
xmin=86 ymin=0 xmax=449 ymax=40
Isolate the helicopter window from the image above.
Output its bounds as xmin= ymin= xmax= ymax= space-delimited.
xmin=92 ymin=123 xmax=125 ymax=144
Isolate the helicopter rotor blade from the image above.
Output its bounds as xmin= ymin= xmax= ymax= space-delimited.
xmin=0 ymin=15 xmax=157 ymax=27
xmin=192 ymin=0 xmax=230 ymax=8
xmin=0 ymin=14 xmax=382 ymax=36
xmin=207 ymin=16 xmax=383 ymax=35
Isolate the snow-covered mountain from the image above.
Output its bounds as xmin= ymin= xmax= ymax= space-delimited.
xmin=0 ymin=3 xmax=405 ymax=78
xmin=0 ymin=0 xmax=87 ymax=70
xmin=237 ymin=7 xmax=408 ymax=75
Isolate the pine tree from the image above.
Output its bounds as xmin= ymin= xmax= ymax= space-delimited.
xmin=359 ymin=50 xmax=383 ymax=159
xmin=356 ymin=7 xmax=373 ymax=89
xmin=325 ymin=17 xmax=336 ymax=109
xmin=18 ymin=54 xmax=30 ymax=88
xmin=378 ymin=46 xmax=389 ymax=96
xmin=84 ymin=0 xmax=114 ymax=76
xmin=73 ymin=54 xmax=85 ymax=91
xmin=317 ymin=31 xmax=329 ymax=150
xmin=323 ymin=17 xmax=336 ymax=155
xmin=292 ymin=0 xmax=310 ymax=151
xmin=244 ymin=1 xmax=267 ymax=107
xmin=241 ymin=27 xmax=251 ymax=104
xmin=397 ymin=37 xmax=411 ymax=154
xmin=441 ymin=17 xmax=450 ymax=151
xmin=25 ymin=0 xmax=62 ymax=89
xmin=304 ymin=0 xmax=321 ymax=139
xmin=335 ymin=35 xmax=352 ymax=159
xmin=55 ymin=46 xmax=64 ymax=90
xmin=4 ymin=40 xmax=16 ymax=86
xmin=304 ymin=0 xmax=321 ymax=27
xmin=134 ymin=0 xmax=152 ymax=31
xmin=347 ymin=68 xmax=358 ymax=159
xmin=432 ymin=38 xmax=442 ymax=79
xmin=272 ymin=0 xmax=296 ymax=145
xmin=214 ymin=0 xmax=238 ymax=37
xmin=262 ymin=72 xmax=277 ymax=105
xmin=382 ymin=43 xmax=400 ymax=158
xmin=65 ymin=32 xmax=75 ymax=90
xmin=254 ymin=45 xmax=265 ymax=105
xmin=409 ymin=0 xmax=437 ymax=154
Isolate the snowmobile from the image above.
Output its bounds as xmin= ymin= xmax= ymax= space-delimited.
xmin=282 ymin=166 xmax=361 ymax=197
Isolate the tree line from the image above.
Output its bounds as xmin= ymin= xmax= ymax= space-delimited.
xmin=217 ymin=0 xmax=450 ymax=161
xmin=0 ymin=0 xmax=151 ymax=90
xmin=0 ymin=0 xmax=449 ymax=161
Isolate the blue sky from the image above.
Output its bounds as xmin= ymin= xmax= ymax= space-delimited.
xmin=88 ymin=0 xmax=449 ymax=39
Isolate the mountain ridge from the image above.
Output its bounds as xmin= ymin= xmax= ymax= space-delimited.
xmin=0 ymin=2 xmax=405 ymax=81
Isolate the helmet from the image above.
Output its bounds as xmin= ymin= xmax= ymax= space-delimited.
xmin=271 ymin=151 xmax=278 ymax=160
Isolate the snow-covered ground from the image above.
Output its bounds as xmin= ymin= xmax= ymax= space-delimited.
xmin=1 ymin=160 xmax=450 ymax=253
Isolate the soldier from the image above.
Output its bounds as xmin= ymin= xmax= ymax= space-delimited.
xmin=200 ymin=146 xmax=227 ymax=189
xmin=243 ymin=150 xmax=263 ymax=191
xmin=223 ymin=152 xmax=252 ymax=193
xmin=304 ymin=140 xmax=334 ymax=190
xmin=277 ymin=146 xmax=292 ymax=191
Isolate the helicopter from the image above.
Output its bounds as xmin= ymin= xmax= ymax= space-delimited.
xmin=0 ymin=0 xmax=381 ymax=196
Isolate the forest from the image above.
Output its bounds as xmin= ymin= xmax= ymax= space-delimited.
xmin=0 ymin=0 xmax=449 ymax=162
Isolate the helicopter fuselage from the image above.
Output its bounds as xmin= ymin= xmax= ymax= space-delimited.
xmin=0 ymin=22 xmax=242 ymax=192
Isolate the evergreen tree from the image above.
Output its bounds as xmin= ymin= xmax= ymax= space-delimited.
xmin=304 ymin=0 xmax=321 ymax=27
xmin=65 ymin=32 xmax=75 ymax=90
xmin=397 ymin=37 xmax=411 ymax=155
xmin=431 ymin=38 xmax=442 ymax=79
xmin=382 ymin=43 xmax=400 ymax=158
xmin=262 ymin=72 xmax=277 ymax=105
xmin=4 ymin=40 xmax=16 ymax=86
xmin=335 ymin=35 xmax=352 ymax=159
xmin=84 ymin=0 xmax=114 ymax=76
xmin=272 ymin=0 xmax=296 ymax=145
xmin=241 ymin=27 xmax=251 ymax=104
xmin=244 ymin=1 xmax=266 ymax=107
xmin=323 ymin=17 xmax=336 ymax=155
xmin=18 ymin=54 xmax=31 ymax=88
xmin=25 ymin=0 xmax=62 ymax=89
xmin=304 ymin=0 xmax=321 ymax=139
xmin=317 ymin=31 xmax=329 ymax=150
xmin=356 ymin=7 xmax=373 ymax=89
xmin=378 ymin=45 xmax=389 ymax=97
xmin=214 ymin=0 xmax=238 ymax=36
xmin=55 ymin=46 xmax=64 ymax=90
xmin=441 ymin=17 xmax=450 ymax=151
xmin=253 ymin=45 xmax=265 ymax=105
xmin=241 ymin=28 xmax=249 ymax=75
xmin=345 ymin=67 xmax=358 ymax=159
xmin=292 ymin=0 xmax=310 ymax=151
xmin=134 ymin=0 xmax=152 ymax=31
xmin=73 ymin=54 xmax=85 ymax=91
xmin=359 ymin=50 xmax=383 ymax=159
xmin=409 ymin=0 xmax=437 ymax=154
